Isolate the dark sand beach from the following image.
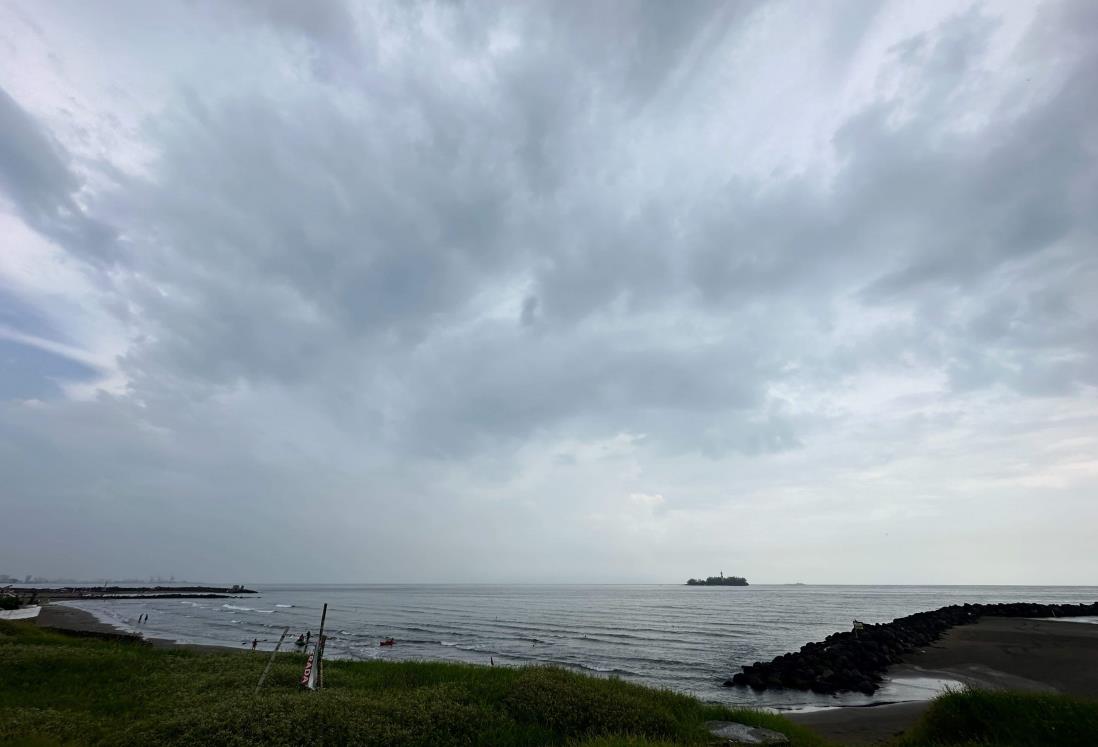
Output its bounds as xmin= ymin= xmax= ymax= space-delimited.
xmin=788 ymin=616 xmax=1098 ymax=744
xmin=36 ymin=604 xmax=130 ymax=637
xmin=36 ymin=604 xmax=241 ymax=653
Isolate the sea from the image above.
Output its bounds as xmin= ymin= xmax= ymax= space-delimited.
xmin=61 ymin=584 xmax=1098 ymax=709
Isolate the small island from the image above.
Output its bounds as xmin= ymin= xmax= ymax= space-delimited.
xmin=685 ymin=572 xmax=748 ymax=586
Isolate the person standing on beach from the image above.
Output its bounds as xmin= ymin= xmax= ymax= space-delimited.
xmin=251 ymin=638 xmax=258 ymax=651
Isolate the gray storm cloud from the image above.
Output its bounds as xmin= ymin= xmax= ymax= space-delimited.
xmin=0 ymin=0 xmax=1095 ymax=583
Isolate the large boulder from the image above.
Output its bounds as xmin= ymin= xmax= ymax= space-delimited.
xmin=706 ymin=721 xmax=789 ymax=745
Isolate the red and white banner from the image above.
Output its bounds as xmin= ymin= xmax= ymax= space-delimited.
xmin=300 ymin=649 xmax=317 ymax=689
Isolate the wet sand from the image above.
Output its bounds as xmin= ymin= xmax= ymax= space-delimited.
xmin=788 ymin=617 xmax=1098 ymax=745
xmin=36 ymin=604 xmax=242 ymax=653
xmin=36 ymin=604 xmax=135 ymax=637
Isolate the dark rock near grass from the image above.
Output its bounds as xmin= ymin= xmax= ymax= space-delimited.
xmin=723 ymin=601 xmax=1098 ymax=695
xmin=705 ymin=720 xmax=789 ymax=744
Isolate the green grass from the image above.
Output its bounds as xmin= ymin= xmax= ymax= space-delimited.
xmin=0 ymin=621 xmax=829 ymax=746
xmin=896 ymin=688 xmax=1098 ymax=747
xmin=12 ymin=620 xmax=1091 ymax=746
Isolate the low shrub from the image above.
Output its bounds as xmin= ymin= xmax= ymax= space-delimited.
xmin=897 ymin=688 xmax=1098 ymax=747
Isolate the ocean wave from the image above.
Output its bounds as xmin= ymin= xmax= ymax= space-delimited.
xmin=567 ymin=662 xmax=638 ymax=677
xmin=222 ymin=604 xmax=253 ymax=612
xmin=275 ymin=604 xmax=294 ymax=608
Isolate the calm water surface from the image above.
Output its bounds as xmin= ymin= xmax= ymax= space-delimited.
xmin=66 ymin=584 xmax=1098 ymax=708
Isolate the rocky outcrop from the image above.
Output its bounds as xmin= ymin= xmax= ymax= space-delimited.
xmin=723 ymin=601 xmax=1098 ymax=695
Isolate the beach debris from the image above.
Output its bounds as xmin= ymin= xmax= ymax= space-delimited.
xmin=705 ymin=721 xmax=788 ymax=745
xmin=0 ymin=605 xmax=42 ymax=620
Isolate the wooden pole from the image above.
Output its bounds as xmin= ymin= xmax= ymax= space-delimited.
xmin=255 ymin=626 xmax=290 ymax=695
xmin=315 ymin=604 xmax=328 ymax=690
xmin=301 ymin=603 xmax=329 ymax=691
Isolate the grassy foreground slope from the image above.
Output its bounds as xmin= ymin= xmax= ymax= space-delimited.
xmin=0 ymin=621 xmax=827 ymax=746
xmin=7 ymin=621 xmax=1097 ymax=746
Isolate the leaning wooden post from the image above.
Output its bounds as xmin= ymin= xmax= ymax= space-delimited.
xmin=315 ymin=604 xmax=328 ymax=689
xmin=255 ymin=626 xmax=290 ymax=695
xmin=301 ymin=603 xmax=328 ymax=690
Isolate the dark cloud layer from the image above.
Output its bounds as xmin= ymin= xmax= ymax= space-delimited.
xmin=0 ymin=88 xmax=115 ymax=261
xmin=0 ymin=0 xmax=1096 ymax=582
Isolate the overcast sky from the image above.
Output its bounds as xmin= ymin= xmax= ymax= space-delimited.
xmin=1 ymin=1 xmax=1095 ymax=585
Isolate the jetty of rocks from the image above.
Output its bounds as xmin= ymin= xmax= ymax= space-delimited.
xmin=2 ymin=585 xmax=257 ymax=604
xmin=724 ymin=601 xmax=1098 ymax=695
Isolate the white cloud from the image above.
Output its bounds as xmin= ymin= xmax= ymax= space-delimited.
xmin=0 ymin=0 xmax=1096 ymax=583
xmin=629 ymin=492 xmax=665 ymax=508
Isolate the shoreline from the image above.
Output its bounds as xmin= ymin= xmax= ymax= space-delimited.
xmin=39 ymin=601 xmax=1098 ymax=745
xmin=36 ymin=603 xmax=244 ymax=654
xmin=35 ymin=602 xmax=964 ymax=710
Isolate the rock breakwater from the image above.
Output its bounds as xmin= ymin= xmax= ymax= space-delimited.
xmin=724 ymin=601 xmax=1098 ymax=695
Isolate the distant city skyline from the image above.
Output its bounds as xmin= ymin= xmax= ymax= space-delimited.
xmin=2 ymin=574 xmax=181 ymax=585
